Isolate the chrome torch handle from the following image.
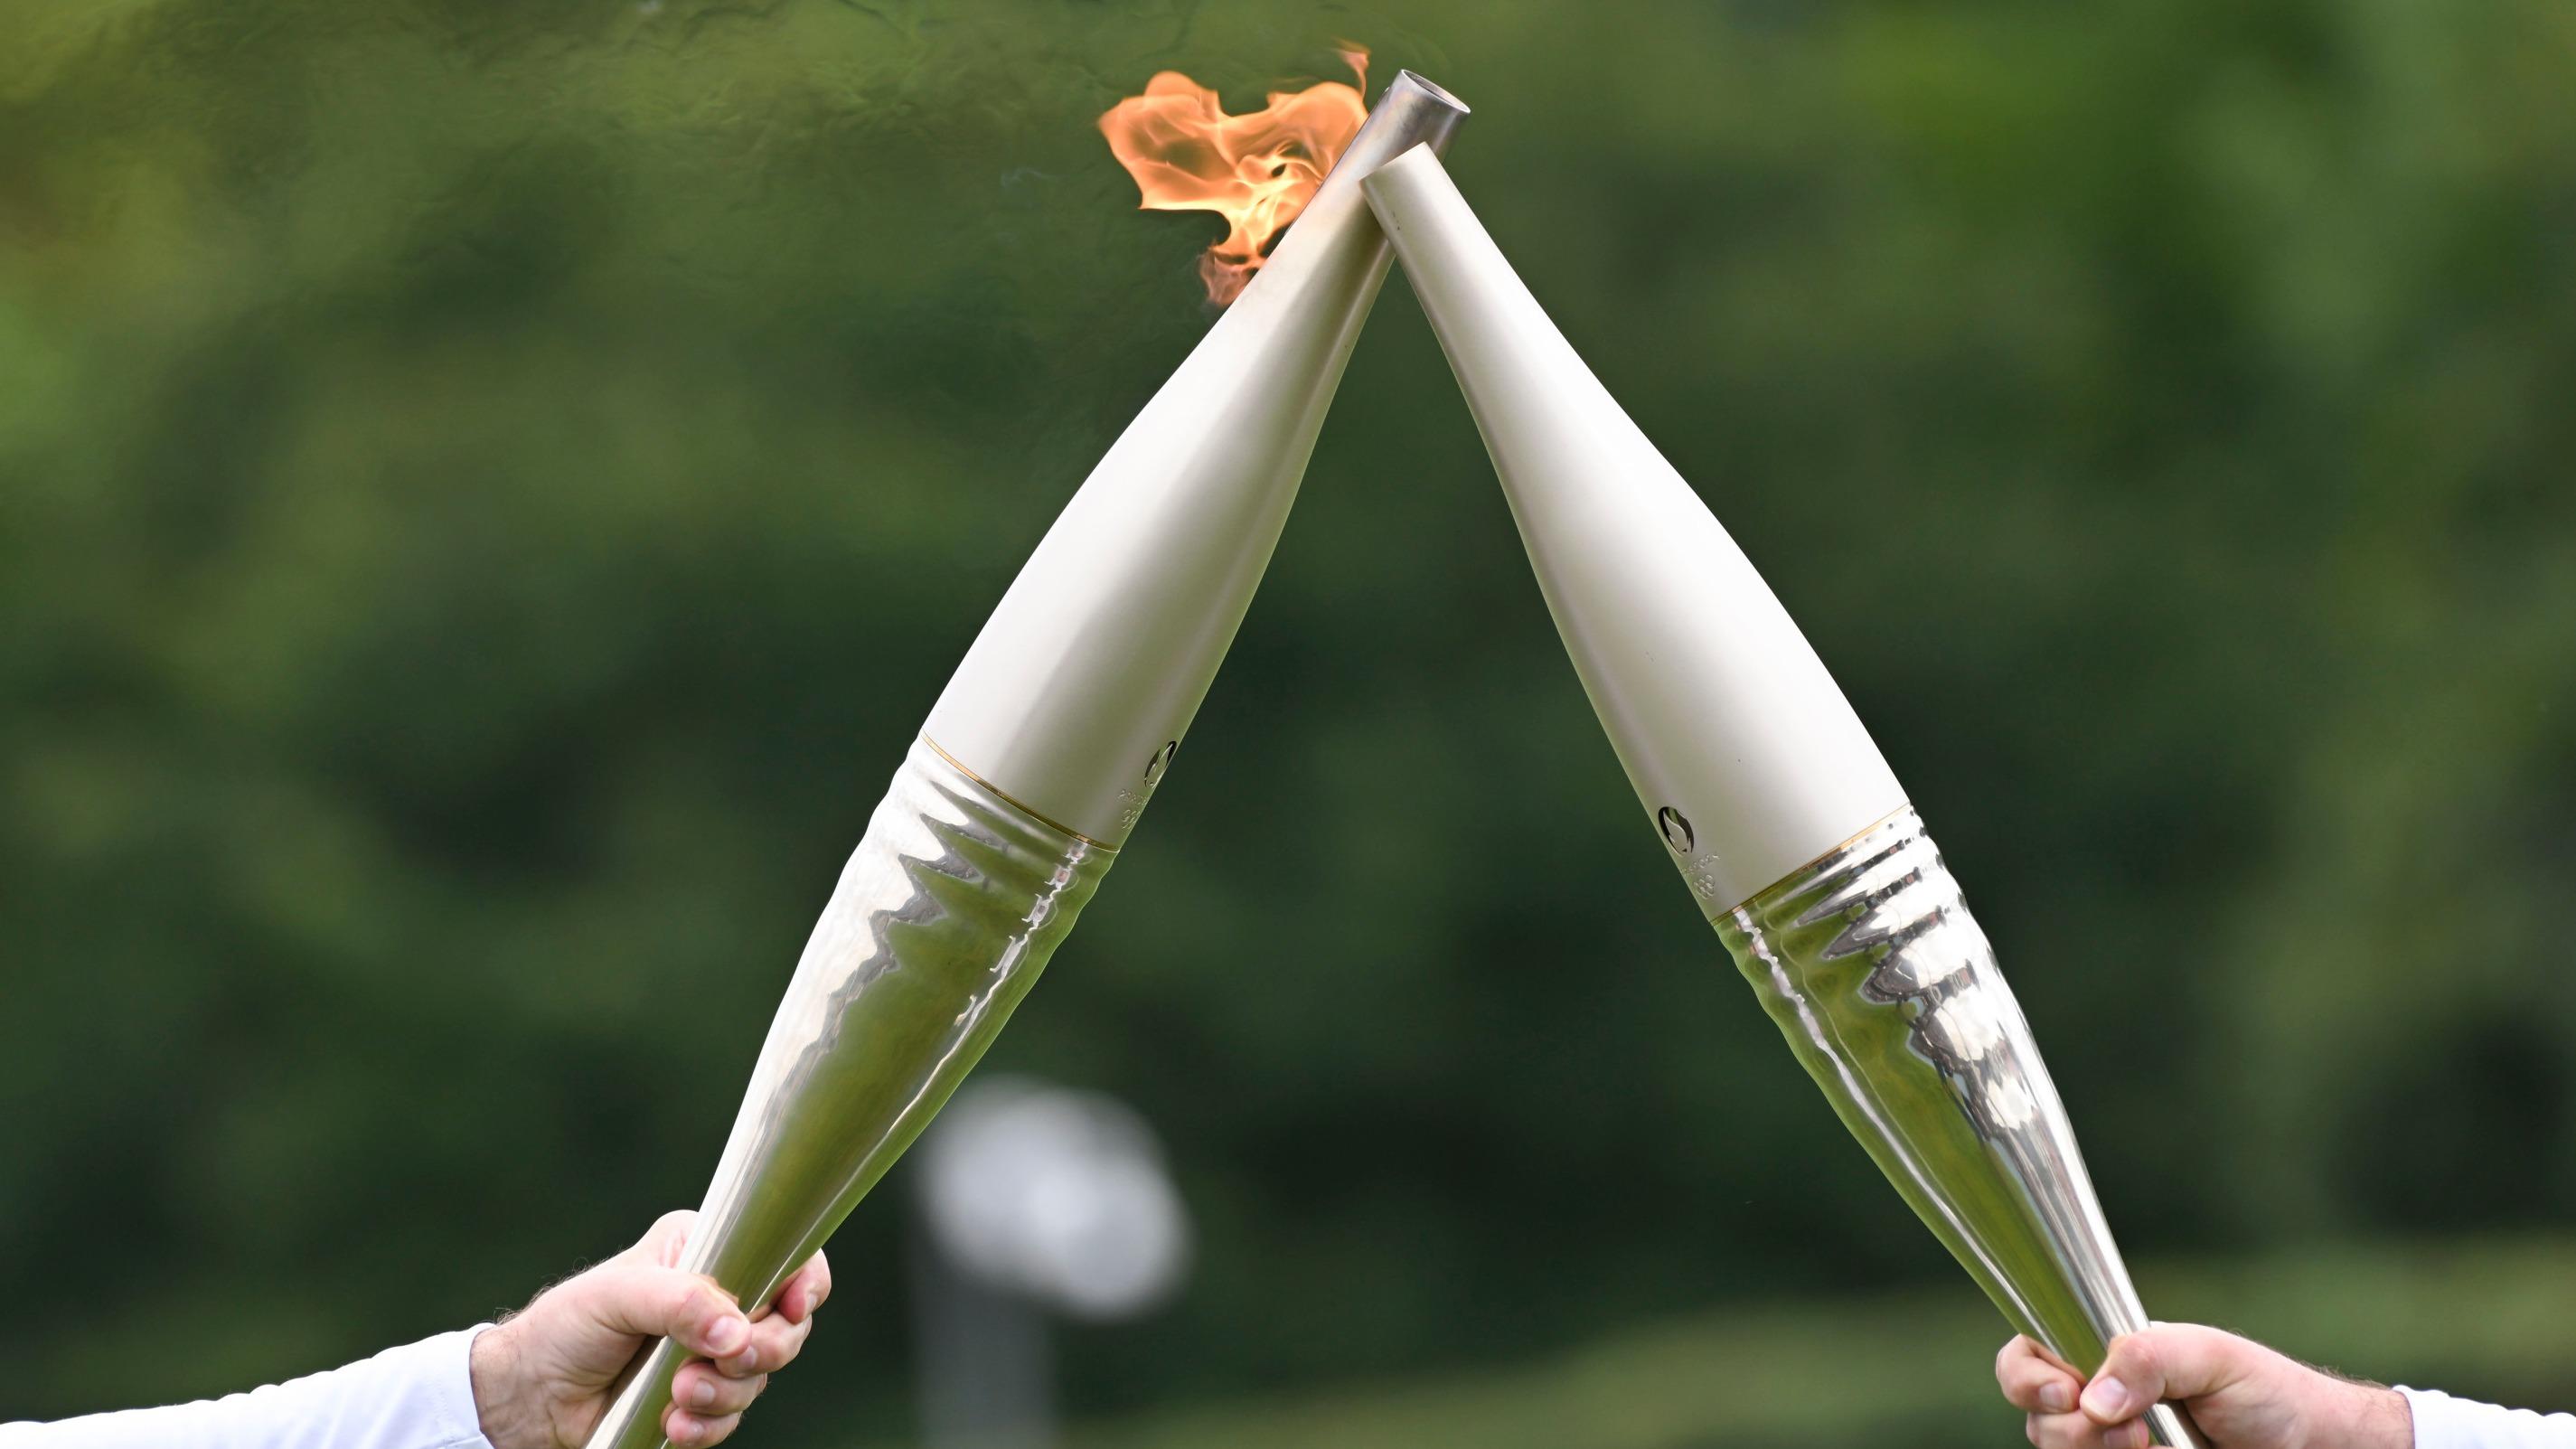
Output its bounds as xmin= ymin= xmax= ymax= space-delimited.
xmin=584 ymin=739 xmax=1114 ymax=1449
xmin=1712 ymin=807 xmax=2208 ymax=1449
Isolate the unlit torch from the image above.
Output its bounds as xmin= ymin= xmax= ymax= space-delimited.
xmin=584 ymin=74 xmax=1468 ymax=1449
xmin=1362 ymin=146 xmax=2207 ymax=1448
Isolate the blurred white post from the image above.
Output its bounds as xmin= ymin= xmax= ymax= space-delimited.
xmin=910 ymin=1078 xmax=1192 ymax=1449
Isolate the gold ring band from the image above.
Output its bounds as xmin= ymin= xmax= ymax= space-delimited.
xmin=917 ymin=735 xmax=1120 ymax=852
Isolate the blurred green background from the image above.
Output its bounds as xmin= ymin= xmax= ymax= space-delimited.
xmin=8 ymin=0 xmax=2576 ymax=1442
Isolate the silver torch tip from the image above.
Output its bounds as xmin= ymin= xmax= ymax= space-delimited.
xmin=1359 ymin=143 xmax=1905 ymax=912
xmin=920 ymin=73 xmax=1469 ymax=849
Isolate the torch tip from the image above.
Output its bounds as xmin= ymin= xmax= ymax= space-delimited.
xmin=1384 ymin=70 xmax=1471 ymax=116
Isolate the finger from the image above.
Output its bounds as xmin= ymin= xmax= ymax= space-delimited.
xmin=1996 ymin=1335 xmax=2078 ymax=1385
xmin=2082 ymin=1324 xmax=2257 ymax=1425
xmin=2031 ymin=1410 xmax=2125 ymax=1449
xmin=570 ymin=1263 xmax=750 ymax=1360
xmin=1998 ymin=1338 xmax=2083 ymax=1414
xmin=2028 ymin=1339 xmax=2081 ymax=1377
xmin=673 ymin=1360 xmax=769 ymax=1417
xmin=719 ymin=1311 xmax=812 ymax=1378
xmin=776 ymin=1250 xmax=832 ymax=1324
xmin=708 ymin=1313 xmax=800 ymax=1378
xmin=662 ymin=1405 xmax=744 ymax=1447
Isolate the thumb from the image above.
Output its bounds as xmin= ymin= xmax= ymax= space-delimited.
xmin=563 ymin=1261 xmax=753 ymax=1362
xmin=625 ymin=1209 xmax=698 ymax=1270
xmin=2081 ymin=1324 xmax=2257 ymax=1424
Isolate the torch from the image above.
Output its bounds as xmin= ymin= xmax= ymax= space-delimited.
xmin=1360 ymin=146 xmax=2208 ymax=1448
xmin=582 ymin=73 xmax=1469 ymax=1449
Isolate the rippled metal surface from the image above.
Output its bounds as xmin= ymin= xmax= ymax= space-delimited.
xmin=586 ymin=739 xmax=1113 ymax=1449
xmin=1716 ymin=808 xmax=2205 ymax=1449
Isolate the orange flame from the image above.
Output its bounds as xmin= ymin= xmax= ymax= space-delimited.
xmin=1098 ymin=51 xmax=1370 ymax=305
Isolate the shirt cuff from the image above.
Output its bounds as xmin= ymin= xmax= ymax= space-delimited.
xmin=0 ymin=1322 xmax=504 ymax=1449
xmin=2400 ymin=1386 xmax=2576 ymax=1449
xmin=404 ymin=1323 xmax=501 ymax=1449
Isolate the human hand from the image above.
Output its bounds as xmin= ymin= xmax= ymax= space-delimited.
xmin=1997 ymin=1325 xmax=2411 ymax=1449
xmin=469 ymin=1209 xmax=832 ymax=1449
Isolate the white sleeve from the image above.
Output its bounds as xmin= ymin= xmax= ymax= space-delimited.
xmin=2402 ymin=1387 xmax=2576 ymax=1449
xmin=0 ymin=1327 xmax=498 ymax=1449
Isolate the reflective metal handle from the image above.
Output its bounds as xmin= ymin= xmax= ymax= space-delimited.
xmin=584 ymin=739 xmax=1114 ymax=1449
xmin=1713 ymin=808 xmax=2208 ymax=1449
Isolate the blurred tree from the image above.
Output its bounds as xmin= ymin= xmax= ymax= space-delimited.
xmin=5 ymin=0 xmax=2575 ymax=1441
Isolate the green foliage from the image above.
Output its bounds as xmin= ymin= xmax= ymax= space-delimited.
xmin=1057 ymin=1237 xmax=2576 ymax=1449
xmin=5 ymin=0 xmax=2576 ymax=1440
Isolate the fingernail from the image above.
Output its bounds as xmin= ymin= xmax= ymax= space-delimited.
xmin=2112 ymin=1423 xmax=2150 ymax=1449
xmin=2082 ymin=1375 xmax=2132 ymax=1419
xmin=705 ymin=1315 xmax=749 ymax=1355
xmin=2038 ymin=1382 xmax=2073 ymax=1413
xmin=669 ymin=1420 xmax=702 ymax=1446
xmin=690 ymin=1378 xmax=717 ymax=1407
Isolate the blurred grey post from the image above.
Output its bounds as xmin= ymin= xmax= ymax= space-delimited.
xmin=911 ymin=1078 xmax=1191 ymax=1449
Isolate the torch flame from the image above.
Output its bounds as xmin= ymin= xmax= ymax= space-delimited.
xmin=1098 ymin=51 xmax=1370 ymax=305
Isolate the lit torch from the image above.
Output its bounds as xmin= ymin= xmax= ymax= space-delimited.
xmin=581 ymin=72 xmax=1468 ymax=1449
xmin=1360 ymin=146 xmax=2209 ymax=1448
xmin=1098 ymin=49 xmax=1372 ymax=304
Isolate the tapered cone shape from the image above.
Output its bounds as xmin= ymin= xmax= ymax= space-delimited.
xmin=924 ymin=70 xmax=1471 ymax=847
xmin=1364 ymin=146 xmax=2205 ymax=1449
xmin=583 ymin=77 xmax=1469 ymax=1449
